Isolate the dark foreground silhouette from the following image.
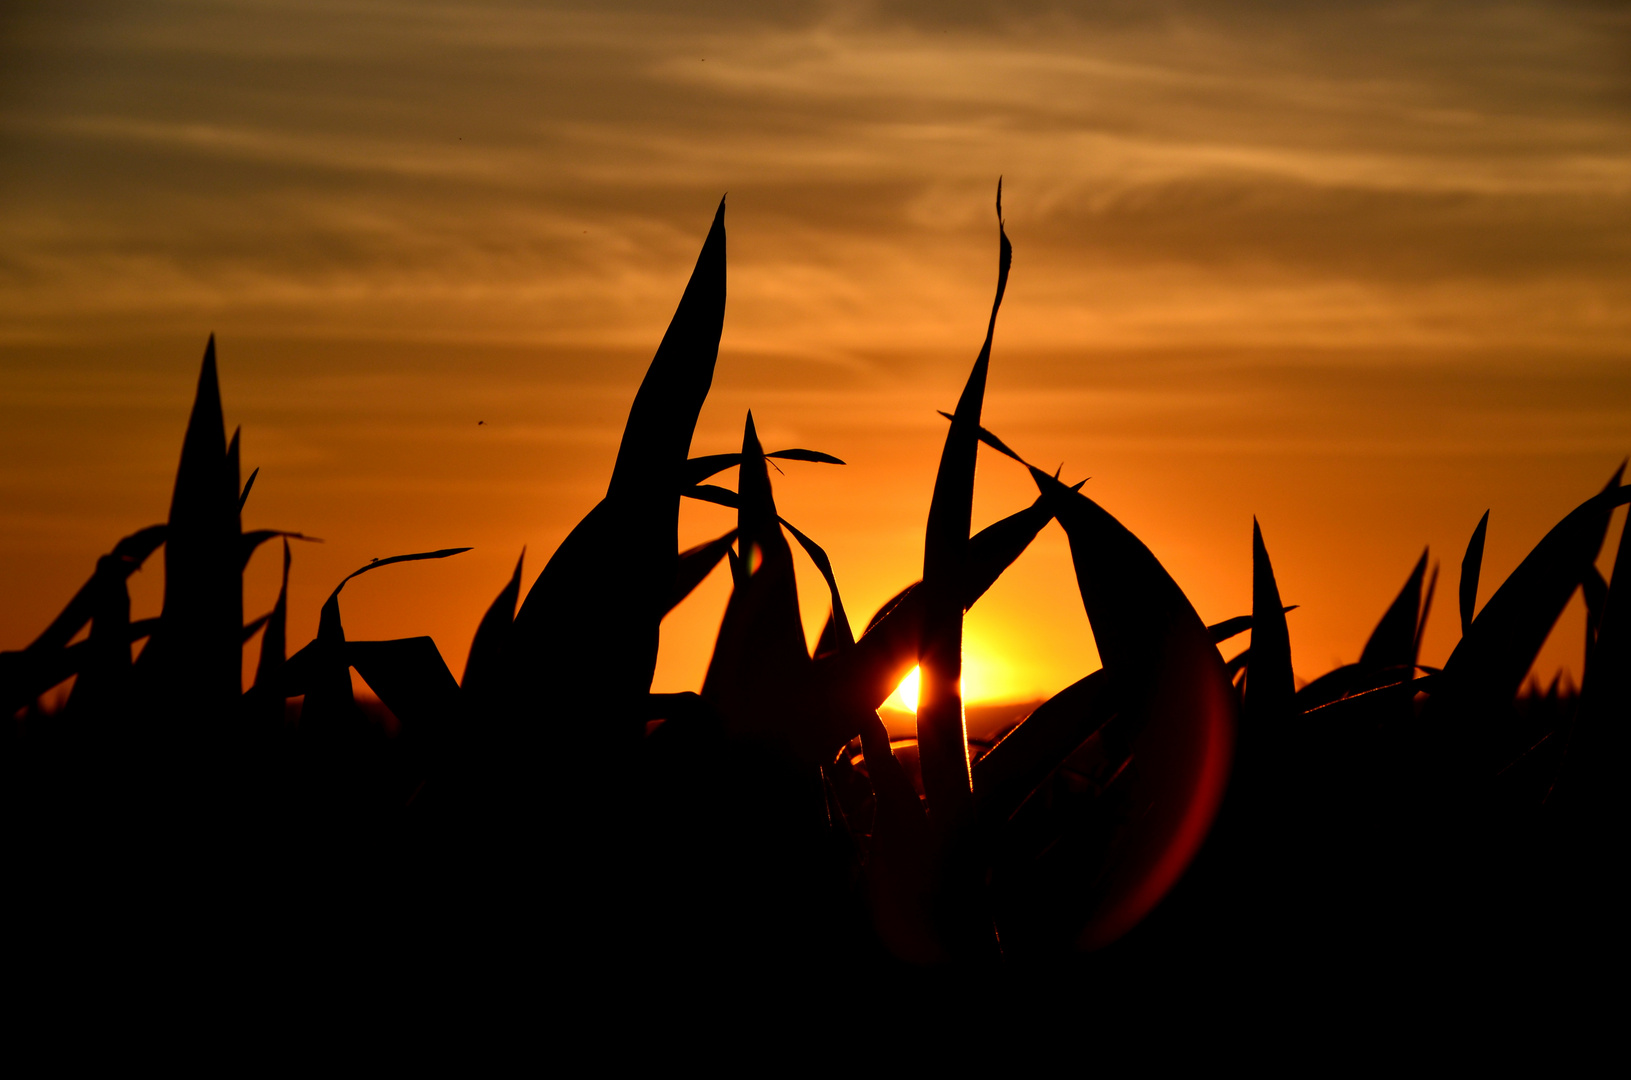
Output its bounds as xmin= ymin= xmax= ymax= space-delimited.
xmin=6 ymin=193 xmax=1625 ymax=1011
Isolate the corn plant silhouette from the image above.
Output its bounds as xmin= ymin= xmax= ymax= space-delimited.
xmin=4 ymin=190 xmax=1626 ymax=989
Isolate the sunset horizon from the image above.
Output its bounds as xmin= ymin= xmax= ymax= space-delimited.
xmin=4 ymin=2 xmax=1628 ymax=989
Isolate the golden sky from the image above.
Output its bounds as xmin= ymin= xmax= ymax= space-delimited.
xmin=3 ymin=1 xmax=1629 ymax=707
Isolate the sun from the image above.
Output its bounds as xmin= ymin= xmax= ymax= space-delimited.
xmin=892 ymin=666 xmax=921 ymax=713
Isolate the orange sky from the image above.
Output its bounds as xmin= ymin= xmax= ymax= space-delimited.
xmin=3 ymin=2 xmax=1628 ymax=706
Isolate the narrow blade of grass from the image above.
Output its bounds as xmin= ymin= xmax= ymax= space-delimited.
xmin=1459 ymin=510 xmax=1490 ymax=638
xmin=1244 ymin=518 xmax=1294 ymax=726
xmin=918 ymin=188 xmax=1010 ymax=831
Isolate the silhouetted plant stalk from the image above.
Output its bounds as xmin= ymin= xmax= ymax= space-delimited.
xmin=5 ymin=189 xmax=1626 ymax=976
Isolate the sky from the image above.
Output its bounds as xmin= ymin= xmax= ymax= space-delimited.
xmin=3 ymin=0 xmax=1628 ymax=711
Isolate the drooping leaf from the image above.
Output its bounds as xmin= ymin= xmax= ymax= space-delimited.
xmin=298 ymin=548 xmax=470 ymax=734
xmin=779 ymin=516 xmax=852 ymax=649
xmin=62 ymin=549 xmax=136 ymax=720
xmin=665 ymin=530 xmax=736 ymax=616
xmin=23 ymin=525 xmax=166 ymax=656
xmin=1244 ymin=518 xmax=1294 ymax=727
xmin=1207 ymin=607 xmax=1298 ymax=647
xmin=682 ymin=448 xmax=845 ymax=488
xmin=683 ymin=454 xmax=741 ymax=488
xmin=0 ymin=525 xmax=165 ymax=715
xmin=239 ymin=529 xmax=317 ymax=570
xmin=682 ymin=484 xmax=740 ymax=510
xmin=999 ymin=467 xmax=1236 ymax=953
xmin=1359 ymin=548 xmax=1428 ymax=672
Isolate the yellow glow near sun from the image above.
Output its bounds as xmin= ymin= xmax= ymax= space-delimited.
xmin=884 ymin=651 xmax=1018 ymax=714
xmin=894 ymin=666 xmax=921 ymax=712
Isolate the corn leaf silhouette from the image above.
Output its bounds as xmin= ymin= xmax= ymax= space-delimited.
xmin=817 ymin=495 xmax=1059 ymax=722
xmin=973 ymin=668 xmax=1114 ymax=825
xmin=238 ymin=466 xmax=258 ymax=512
xmin=1359 ymin=548 xmax=1429 ymax=672
xmin=1431 ymin=473 xmax=1630 ymax=723
xmin=462 ymin=549 xmax=523 ymax=706
xmin=348 ymin=637 xmax=461 ymax=750
xmin=512 ymin=199 xmax=725 ymax=749
xmin=1459 ymin=510 xmax=1490 ymax=637
xmin=918 ymin=183 xmax=1010 ymax=833
xmin=240 ymin=529 xmax=315 ymax=570
xmin=294 ymin=548 xmax=469 ymax=736
xmin=859 ymin=711 xmax=942 ymax=964
xmin=684 ymin=448 xmax=844 ymax=487
xmin=1243 ymin=518 xmax=1294 ymax=727
xmin=666 ymin=530 xmax=737 ymax=616
xmin=994 ymin=466 xmax=1236 ymax=952
xmin=1559 ymin=496 xmax=1630 ymax=815
xmin=0 ymin=524 xmax=165 ymax=714
xmin=1206 ymin=608 xmax=1295 ymax=647
xmin=133 ymin=337 xmax=243 ymax=724
xmin=701 ymin=412 xmax=823 ymax=758
xmin=244 ymin=538 xmax=290 ymax=726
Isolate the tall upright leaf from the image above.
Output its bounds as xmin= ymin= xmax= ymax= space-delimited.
xmin=917 ymin=184 xmax=1010 ymax=832
xmin=1359 ymin=548 xmax=1428 ymax=672
xmin=138 ymin=337 xmax=244 ymax=725
xmin=1243 ymin=518 xmax=1294 ymax=727
xmin=1459 ymin=510 xmax=1490 ymax=638
xmin=701 ymin=413 xmax=817 ymax=756
xmin=512 ymin=200 xmax=726 ymax=749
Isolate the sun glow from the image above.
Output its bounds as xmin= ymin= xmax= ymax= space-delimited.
xmin=893 ymin=666 xmax=921 ymax=713
xmin=886 ymin=649 xmax=1019 ymax=714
